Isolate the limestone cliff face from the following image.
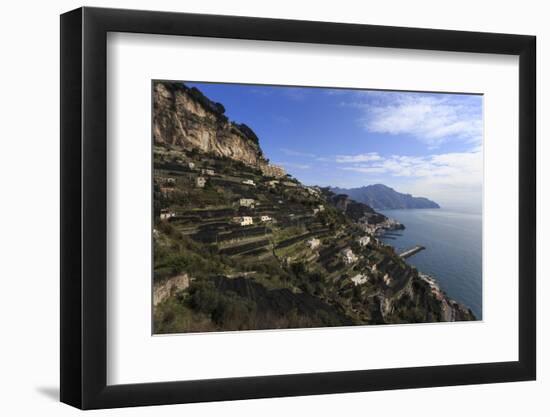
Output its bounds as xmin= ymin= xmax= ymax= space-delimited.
xmin=153 ymin=273 xmax=190 ymax=306
xmin=153 ymin=81 xmax=268 ymax=168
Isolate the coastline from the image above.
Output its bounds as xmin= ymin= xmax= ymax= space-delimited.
xmin=419 ymin=272 xmax=477 ymax=321
xmin=375 ymin=218 xmax=477 ymax=320
xmin=378 ymin=209 xmax=481 ymax=320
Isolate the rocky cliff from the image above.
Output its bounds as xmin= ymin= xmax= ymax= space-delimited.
xmin=327 ymin=191 xmax=388 ymax=224
xmin=153 ymin=81 xmax=268 ymax=168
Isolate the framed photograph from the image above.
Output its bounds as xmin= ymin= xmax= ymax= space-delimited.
xmin=60 ymin=7 xmax=536 ymax=409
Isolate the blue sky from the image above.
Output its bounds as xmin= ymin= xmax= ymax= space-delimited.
xmin=187 ymin=82 xmax=483 ymax=211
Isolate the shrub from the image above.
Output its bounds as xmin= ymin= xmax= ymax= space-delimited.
xmin=186 ymin=281 xmax=257 ymax=329
xmin=188 ymin=281 xmax=219 ymax=314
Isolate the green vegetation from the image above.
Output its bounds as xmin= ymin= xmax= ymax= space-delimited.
xmin=154 ymin=222 xmax=230 ymax=282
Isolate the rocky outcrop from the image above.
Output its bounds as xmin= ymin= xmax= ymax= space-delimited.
xmin=153 ymin=81 xmax=268 ymax=168
xmin=381 ymin=273 xmax=475 ymax=323
xmin=153 ymin=274 xmax=190 ymax=306
xmin=326 ymin=191 xmax=387 ymax=224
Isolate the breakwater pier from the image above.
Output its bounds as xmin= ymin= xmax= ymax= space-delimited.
xmin=399 ymin=245 xmax=425 ymax=259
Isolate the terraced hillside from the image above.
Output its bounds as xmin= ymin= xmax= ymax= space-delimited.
xmin=152 ymin=81 xmax=475 ymax=333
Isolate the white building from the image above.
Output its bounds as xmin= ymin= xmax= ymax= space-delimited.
xmin=160 ymin=209 xmax=176 ymax=221
xmin=306 ymin=238 xmax=320 ymax=250
xmin=201 ymin=168 xmax=215 ymax=176
xmin=313 ymin=208 xmax=320 ymax=215
xmin=358 ymin=236 xmax=371 ymax=247
xmin=318 ymin=205 xmax=325 ymax=212
xmin=242 ymin=179 xmax=255 ymax=186
xmin=267 ymin=180 xmax=279 ymax=187
xmin=239 ymin=216 xmax=254 ymax=226
xmin=341 ymin=248 xmax=358 ymax=264
xmin=260 ymin=215 xmax=272 ymax=222
xmin=239 ymin=198 xmax=255 ymax=208
xmin=351 ymin=274 xmax=369 ymax=286
xmin=364 ymin=224 xmax=377 ymax=235
xmin=196 ymin=176 xmax=206 ymax=188
xmin=188 ymin=162 xmax=195 ymax=169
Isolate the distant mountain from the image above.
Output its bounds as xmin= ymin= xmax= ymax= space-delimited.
xmin=331 ymin=184 xmax=440 ymax=210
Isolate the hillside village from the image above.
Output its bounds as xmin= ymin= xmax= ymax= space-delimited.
xmin=152 ymin=81 xmax=475 ymax=333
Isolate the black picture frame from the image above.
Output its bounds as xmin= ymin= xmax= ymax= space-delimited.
xmin=60 ymin=6 xmax=536 ymax=410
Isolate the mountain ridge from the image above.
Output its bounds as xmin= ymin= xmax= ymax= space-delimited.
xmin=331 ymin=184 xmax=440 ymax=210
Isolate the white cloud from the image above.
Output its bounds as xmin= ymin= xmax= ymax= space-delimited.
xmin=324 ymin=89 xmax=352 ymax=96
xmin=335 ymin=152 xmax=382 ymax=163
xmin=272 ymin=115 xmax=291 ymax=124
xmin=348 ymin=93 xmax=483 ymax=148
xmin=339 ymin=148 xmax=483 ymax=209
xmin=280 ymin=148 xmax=316 ymax=158
xmin=276 ymin=161 xmax=311 ymax=170
xmin=282 ymin=88 xmax=308 ymax=101
xmin=342 ymin=151 xmax=481 ymax=181
xmin=250 ymin=88 xmax=273 ymax=96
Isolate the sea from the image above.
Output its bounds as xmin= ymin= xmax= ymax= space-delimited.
xmin=379 ymin=209 xmax=482 ymax=320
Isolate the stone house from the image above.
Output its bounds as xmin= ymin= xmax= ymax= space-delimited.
xmin=341 ymin=248 xmax=358 ymax=264
xmin=239 ymin=198 xmax=255 ymax=208
xmin=157 ymin=177 xmax=176 ymax=185
xmin=196 ymin=176 xmax=206 ymax=188
xmin=239 ymin=216 xmax=254 ymax=226
xmin=351 ymin=274 xmax=369 ymax=286
xmin=160 ymin=209 xmax=176 ymax=220
xmin=358 ymin=236 xmax=371 ymax=247
xmin=306 ymin=238 xmax=320 ymax=250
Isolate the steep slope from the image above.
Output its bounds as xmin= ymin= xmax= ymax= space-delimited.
xmin=332 ymin=184 xmax=440 ymax=209
xmin=152 ymin=81 xmax=475 ymax=334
